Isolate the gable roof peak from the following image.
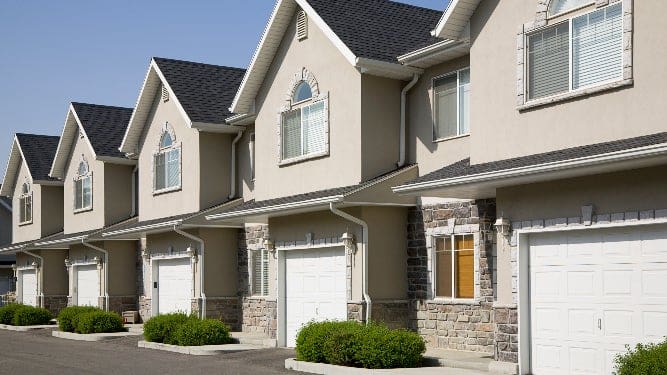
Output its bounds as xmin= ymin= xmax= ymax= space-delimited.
xmin=1 ymin=133 xmax=61 ymax=196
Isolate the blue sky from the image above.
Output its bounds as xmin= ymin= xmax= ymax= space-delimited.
xmin=0 ymin=0 xmax=445 ymax=174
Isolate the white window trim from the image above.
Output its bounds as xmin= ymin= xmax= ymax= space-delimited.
xmin=152 ymin=130 xmax=183 ymax=195
xmin=521 ymin=1 xmax=628 ymax=109
xmin=18 ymin=185 xmax=33 ymax=226
xmin=251 ymin=248 xmax=270 ymax=297
xmin=430 ymin=232 xmax=478 ymax=302
xmin=278 ymin=93 xmax=330 ymax=166
xmin=73 ymin=163 xmax=93 ymax=213
xmin=432 ymin=67 xmax=470 ymax=143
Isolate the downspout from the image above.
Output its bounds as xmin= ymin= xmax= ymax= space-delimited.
xmin=329 ymin=203 xmax=371 ymax=324
xmin=23 ymin=250 xmax=44 ymax=308
xmin=228 ymin=131 xmax=244 ymax=199
xmin=398 ymin=74 xmax=420 ymax=167
xmin=81 ymin=240 xmax=109 ymax=311
xmin=131 ymin=165 xmax=138 ymax=216
xmin=173 ymin=225 xmax=206 ymax=319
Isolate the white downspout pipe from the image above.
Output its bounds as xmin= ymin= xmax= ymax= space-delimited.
xmin=23 ymin=250 xmax=44 ymax=308
xmin=398 ymin=74 xmax=420 ymax=167
xmin=81 ymin=240 xmax=109 ymax=311
xmin=174 ymin=226 xmax=206 ymax=319
xmin=228 ymin=130 xmax=244 ymax=199
xmin=329 ymin=203 xmax=371 ymax=324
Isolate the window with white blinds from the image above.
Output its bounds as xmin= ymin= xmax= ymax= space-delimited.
xmin=74 ymin=161 xmax=92 ymax=211
xmin=19 ymin=183 xmax=32 ymax=224
xmin=527 ymin=2 xmax=623 ymax=101
xmin=253 ymin=249 xmax=269 ymax=296
xmin=549 ymin=0 xmax=592 ymax=16
xmin=281 ymin=97 xmax=328 ymax=161
xmin=154 ymin=130 xmax=181 ymax=192
xmin=433 ymin=67 xmax=470 ymax=140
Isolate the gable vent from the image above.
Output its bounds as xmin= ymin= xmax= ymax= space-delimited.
xmin=161 ymin=85 xmax=170 ymax=102
xmin=296 ymin=10 xmax=308 ymax=41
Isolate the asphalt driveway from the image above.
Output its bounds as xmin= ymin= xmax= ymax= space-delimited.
xmin=0 ymin=329 xmax=301 ymax=375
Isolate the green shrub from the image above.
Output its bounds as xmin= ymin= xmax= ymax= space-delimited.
xmin=174 ymin=319 xmax=232 ymax=346
xmin=295 ymin=321 xmax=426 ymax=369
xmin=615 ymin=339 xmax=667 ymax=375
xmin=143 ymin=313 xmax=191 ymax=344
xmin=0 ymin=304 xmax=23 ymax=325
xmin=57 ymin=306 xmax=101 ymax=332
xmin=354 ymin=324 xmax=425 ymax=369
xmin=74 ymin=311 xmax=124 ymax=334
xmin=12 ymin=305 xmax=53 ymax=326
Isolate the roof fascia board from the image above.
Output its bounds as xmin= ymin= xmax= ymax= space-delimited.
xmin=206 ymin=195 xmax=344 ymax=221
xmin=397 ymin=39 xmax=470 ymax=66
xmin=432 ymin=0 xmax=479 ymax=40
xmin=96 ymin=156 xmax=137 ymax=165
xmin=35 ymin=235 xmax=89 ymax=247
xmin=225 ymin=113 xmax=257 ymax=126
xmin=0 ymin=199 xmax=11 ymax=212
xmin=120 ymin=62 xmax=155 ymax=154
xmin=393 ymin=143 xmax=667 ymax=194
xmin=192 ymin=122 xmax=246 ymax=134
xmin=69 ymin=105 xmax=100 ymax=160
xmin=102 ymin=220 xmax=183 ymax=238
xmin=0 ymin=137 xmax=24 ymax=196
xmin=49 ymin=106 xmax=78 ymax=179
xmin=355 ymin=57 xmax=424 ymax=80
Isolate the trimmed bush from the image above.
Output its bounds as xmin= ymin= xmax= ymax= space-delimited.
xmin=174 ymin=319 xmax=232 ymax=346
xmin=0 ymin=304 xmax=23 ymax=325
xmin=74 ymin=311 xmax=124 ymax=334
xmin=12 ymin=305 xmax=53 ymax=326
xmin=296 ymin=321 xmax=426 ymax=369
xmin=143 ymin=313 xmax=191 ymax=344
xmin=57 ymin=306 xmax=101 ymax=332
xmin=615 ymin=339 xmax=667 ymax=375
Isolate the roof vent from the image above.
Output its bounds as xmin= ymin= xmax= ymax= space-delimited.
xmin=161 ymin=85 xmax=169 ymax=102
xmin=296 ymin=10 xmax=308 ymax=41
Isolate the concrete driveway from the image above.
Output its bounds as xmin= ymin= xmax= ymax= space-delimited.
xmin=0 ymin=329 xmax=300 ymax=375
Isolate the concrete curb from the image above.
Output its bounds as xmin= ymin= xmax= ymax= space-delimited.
xmin=285 ymin=358 xmax=518 ymax=375
xmin=138 ymin=341 xmax=264 ymax=356
xmin=0 ymin=324 xmax=57 ymax=332
xmin=230 ymin=333 xmax=277 ymax=348
xmin=52 ymin=330 xmax=143 ymax=342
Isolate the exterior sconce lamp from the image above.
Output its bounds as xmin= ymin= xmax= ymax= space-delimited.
xmin=264 ymin=239 xmax=276 ymax=257
xmin=31 ymin=261 xmax=40 ymax=269
xmin=341 ymin=232 xmax=356 ymax=255
xmin=494 ymin=218 xmax=512 ymax=236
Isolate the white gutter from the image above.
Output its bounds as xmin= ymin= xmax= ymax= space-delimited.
xmin=35 ymin=235 xmax=88 ymax=247
xmin=206 ymin=195 xmax=344 ymax=221
xmin=81 ymin=240 xmax=109 ymax=311
xmin=393 ymin=142 xmax=667 ymax=194
xmin=398 ymin=74 xmax=420 ymax=168
xmin=329 ymin=203 xmax=371 ymax=324
xmin=173 ymin=226 xmax=206 ymax=319
xmin=229 ymin=130 xmax=244 ymax=199
xmin=22 ymin=250 xmax=44 ymax=308
xmin=102 ymin=220 xmax=182 ymax=238
xmin=397 ymin=40 xmax=467 ymax=64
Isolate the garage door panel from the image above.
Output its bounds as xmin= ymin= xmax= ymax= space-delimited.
xmin=77 ymin=265 xmax=99 ymax=307
xmin=157 ymin=258 xmax=191 ymax=315
xmin=530 ymin=225 xmax=667 ymax=374
xmin=21 ymin=270 xmax=37 ymax=307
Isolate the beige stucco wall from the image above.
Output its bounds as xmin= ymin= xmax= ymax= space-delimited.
xmin=199 ymin=133 xmax=232 ymax=208
xmin=494 ymin=165 xmax=667 ymax=304
xmin=238 ymin=124 xmax=256 ymax=202
xmin=63 ymin=133 xmax=105 ymax=234
xmin=34 ymin=249 xmax=68 ymax=296
xmin=12 ymin=162 xmax=40 ymax=243
xmin=138 ymin=94 xmax=200 ymax=221
xmin=360 ymin=75 xmax=402 ymax=181
xmin=40 ymin=186 xmax=63 ymax=238
xmin=104 ymin=164 xmax=134 ymax=226
xmin=253 ymin=8 xmax=363 ymax=200
xmin=406 ymin=56 xmax=471 ymax=176
xmin=469 ymin=1 xmax=667 ymax=164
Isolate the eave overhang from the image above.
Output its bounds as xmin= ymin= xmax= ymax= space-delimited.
xmin=432 ymin=0 xmax=481 ymax=40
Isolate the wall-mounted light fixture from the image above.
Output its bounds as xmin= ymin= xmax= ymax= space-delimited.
xmin=341 ymin=232 xmax=356 ymax=255
xmin=494 ymin=218 xmax=512 ymax=236
xmin=264 ymin=239 xmax=276 ymax=257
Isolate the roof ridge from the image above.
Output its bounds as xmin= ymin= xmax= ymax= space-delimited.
xmin=152 ymin=56 xmax=246 ymax=72
xmin=386 ymin=0 xmax=444 ymax=13
xmin=71 ymin=102 xmax=134 ymax=111
xmin=15 ymin=133 xmax=60 ymax=139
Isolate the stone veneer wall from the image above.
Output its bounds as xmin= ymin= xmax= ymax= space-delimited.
xmin=191 ymin=297 xmax=241 ymax=331
xmin=107 ymin=296 xmax=138 ymax=316
xmin=347 ymin=301 xmax=410 ymax=329
xmin=44 ymin=296 xmax=68 ymax=316
xmin=238 ymin=225 xmax=276 ymax=338
xmin=407 ymin=199 xmax=499 ymax=355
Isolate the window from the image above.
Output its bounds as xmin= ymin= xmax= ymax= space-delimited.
xmin=154 ymin=127 xmax=181 ymax=192
xmin=281 ymin=81 xmax=328 ymax=162
xmin=549 ymin=0 xmax=592 ymax=16
xmin=434 ymin=234 xmax=474 ymax=299
xmin=433 ymin=68 xmax=470 ymax=141
xmin=74 ymin=161 xmax=92 ymax=211
xmin=527 ymin=3 xmax=622 ymax=100
xmin=19 ymin=183 xmax=32 ymax=224
xmin=252 ymin=249 xmax=269 ymax=296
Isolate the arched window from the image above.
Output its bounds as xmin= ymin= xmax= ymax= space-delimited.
xmin=293 ymin=81 xmax=313 ymax=103
xmin=74 ymin=160 xmax=92 ymax=211
xmin=154 ymin=124 xmax=181 ymax=192
xmin=19 ymin=182 xmax=32 ymax=224
xmin=548 ymin=0 xmax=590 ymax=16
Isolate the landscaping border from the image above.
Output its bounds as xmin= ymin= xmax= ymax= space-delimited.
xmin=138 ymin=341 xmax=263 ymax=355
xmin=52 ymin=330 xmax=143 ymax=342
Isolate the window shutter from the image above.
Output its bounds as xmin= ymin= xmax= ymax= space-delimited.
xmin=572 ymin=3 xmax=623 ymax=89
xmin=282 ymin=109 xmax=302 ymax=160
xmin=528 ymin=23 xmax=570 ymax=100
xmin=262 ymin=250 xmax=269 ymax=295
xmin=303 ymin=100 xmax=327 ymax=155
xmin=296 ymin=10 xmax=308 ymax=40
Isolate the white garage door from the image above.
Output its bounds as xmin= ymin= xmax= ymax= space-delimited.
xmin=157 ymin=258 xmax=192 ymax=315
xmin=76 ymin=265 xmax=99 ymax=307
xmin=20 ymin=270 xmax=37 ymax=307
xmin=285 ymin=247 xmax=347 ymax=347
xmin=529 ymin=225 xmax=667 ymax=374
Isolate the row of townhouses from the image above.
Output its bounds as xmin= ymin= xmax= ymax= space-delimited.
xmin=1 ymin=0 xmax=665 ymax=373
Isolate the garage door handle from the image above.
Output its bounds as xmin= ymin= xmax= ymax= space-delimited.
xmin=154 ymin=282 xmax=158 ymax=289
xmin=598 ymin=318 xmax=602 ymax=330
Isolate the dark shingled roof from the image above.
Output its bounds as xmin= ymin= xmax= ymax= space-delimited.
xmin=305 ymin=0 xmax=443 ymax=63
xmin=0 ymin=188 xmax=10 ymax=209
xmin=15 ymin=134 xmax=60 ymax=182
xmin=153 ymin=57 xmax=246 ymax=124
xmin=406 ymin=132 xmax=667 ymax=185
xmin=71 ymin=103 xmax=133 ymax=159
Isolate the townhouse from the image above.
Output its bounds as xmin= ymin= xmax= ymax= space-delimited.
xmin=0 ymin=134 xmax=65 ymax=310
xmin=100 ymin=57 xmax=246 ymax=326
